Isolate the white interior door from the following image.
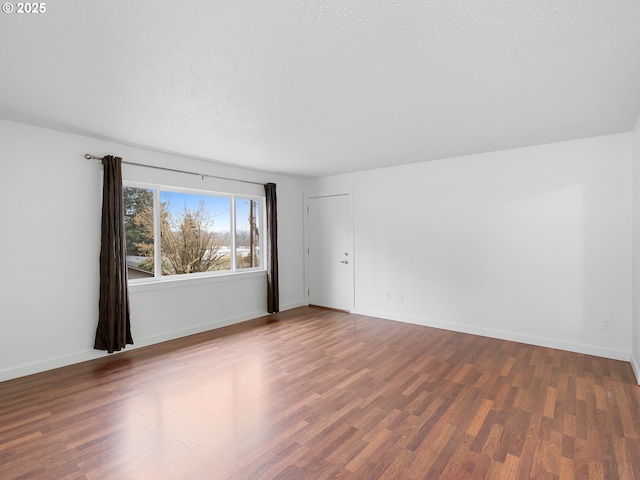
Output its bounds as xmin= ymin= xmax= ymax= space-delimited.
xmin=307 ymin=193 xmax=353 ymax=311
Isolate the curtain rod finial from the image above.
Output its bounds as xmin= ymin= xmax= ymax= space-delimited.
xmin=85 ymin=154 xmax=92 ymax=160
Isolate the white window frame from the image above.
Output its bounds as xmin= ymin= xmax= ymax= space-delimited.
xmin=124 ymin=181 xmax=266 ymax=285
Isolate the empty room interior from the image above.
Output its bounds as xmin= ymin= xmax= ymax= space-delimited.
xmin=2 ymin=1 xmax=640 ymax=479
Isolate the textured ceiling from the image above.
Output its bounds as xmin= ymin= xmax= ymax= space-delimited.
xmin=1 ymin=1 xmax=639 ymax=177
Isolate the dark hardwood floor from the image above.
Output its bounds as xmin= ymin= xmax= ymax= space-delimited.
xmin=1 ymin=307 xmax=640 ymax=479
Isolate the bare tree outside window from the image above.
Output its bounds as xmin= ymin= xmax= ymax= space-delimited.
xmin=160 ymin=200 xmax=228 ymax=274
xmin=124 ymin=187 xmax=234 ymax=278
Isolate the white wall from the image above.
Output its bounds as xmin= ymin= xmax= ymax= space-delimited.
xmin=305 ymin=134 xmax=633 ymax=360
xmin=632 ymin=116 xmax=640 ymax=382
xmin=0 ymin=119 xmax=305 ymax=381
xmin=2 ymin=118 xmax=635 ymax=381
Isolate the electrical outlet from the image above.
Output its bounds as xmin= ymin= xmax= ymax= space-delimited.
xmin=386 ymin=291 xmax=392 ymax=300
xmin=399 ymin=293 xmax=404 ymax=302
xmin=601 ymin=318 xmax=612 ymax=330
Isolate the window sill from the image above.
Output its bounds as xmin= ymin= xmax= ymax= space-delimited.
xmin=128 ymin=269 xmax=267 ymax=293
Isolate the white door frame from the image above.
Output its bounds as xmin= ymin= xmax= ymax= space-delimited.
xmin=304 ymin=188 xmax=355 ymax=311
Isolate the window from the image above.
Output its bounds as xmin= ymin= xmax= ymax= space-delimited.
xmin=123 ymin=186 xmax=155 ymax=279
xmin=123 ymin=185 xmax=264 ymax=281
xmin=235 ymin=198 xmax=261 ymax=269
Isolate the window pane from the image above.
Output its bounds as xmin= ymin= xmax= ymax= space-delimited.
xmin=123 ymin=186 xmax=155 ymax=278
xmin=235 ymin=198 xmax=261 ymax=269
xmin=160 ymin=192 xmax=231 ymax=275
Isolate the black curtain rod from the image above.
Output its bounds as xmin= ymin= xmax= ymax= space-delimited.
xmin=85 ymin=154 xmax=267 ymax=186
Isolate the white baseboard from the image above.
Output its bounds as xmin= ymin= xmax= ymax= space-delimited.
xmin=0 ymin=298 xmax=311 ymax=383
xmin=631 ymin=353 xmax=640 ymax=385
xmin=279 ymin=300 xmax=307 ymax=311
xmin=5 ymin=303 xmax=631 ymax=384
xmin=0 ymin=299 xmax=312 ymax=383
xmin=352 ymin=308 xmax=632 ymax=363
xmin=0 ymin=350 xmax=106 ymax=383
xmin=0 ymin=309 xmax=271 ymax=383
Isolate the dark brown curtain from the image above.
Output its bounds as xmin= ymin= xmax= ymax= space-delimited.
xmin=94 ymin=156 xmax=133 ymax=353
xmin=264 ymin=183 xmax=279 ymax=313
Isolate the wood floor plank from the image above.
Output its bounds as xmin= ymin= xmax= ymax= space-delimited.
xmin=1 ymin=306 xmax=640 ymax=479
